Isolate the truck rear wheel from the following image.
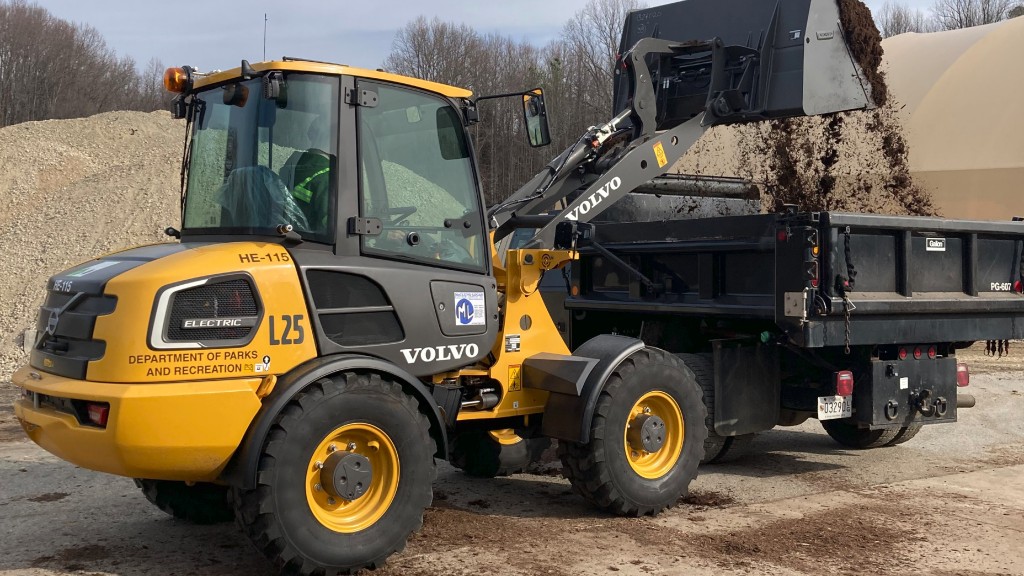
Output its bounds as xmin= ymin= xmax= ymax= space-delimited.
xmin=885 ymin=424 xmax=923 ymax=446
xmin=558 ymin=347 xmax=707 ymax=516
xmin=676 ymin=353 xmax=756 ymax=464
xmin=233 ymin=374 xmax=435 ymax=575
xmin=450 ymin=428 xmax=550 ymax=478
xmin=820 ymin=419 xmax=900 ymax=449
xmin=133 ymin=479 xmax=233 ymax=524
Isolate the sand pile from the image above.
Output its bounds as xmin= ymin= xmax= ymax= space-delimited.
xmin=0 ymin=111 xmax=182 ymax=381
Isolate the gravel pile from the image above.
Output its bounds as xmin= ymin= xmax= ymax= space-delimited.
xmin=0 ymin=111 xmax=183 ymax=381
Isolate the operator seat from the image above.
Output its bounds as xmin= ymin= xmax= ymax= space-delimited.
xmin=217 ymin=165 xmax=310 ymax=230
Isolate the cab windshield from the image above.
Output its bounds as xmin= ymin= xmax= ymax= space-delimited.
xmin=182 ymin=74 xmax=338 ymax=243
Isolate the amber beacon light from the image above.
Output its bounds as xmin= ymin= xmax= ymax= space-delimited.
xmin=163 ymin=67 xmax=192 ymax=93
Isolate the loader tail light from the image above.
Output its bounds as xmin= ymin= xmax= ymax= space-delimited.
xmin=835 ymin=370 xmax=854 ymax=396
xmin=898 ymin=347 xmax=908 ymax=360
xmin=86 ymin=402 xmax=110 ymax=427
xmin=956 ymin=363 xmax=970 ymax=387
xmin=1015 ymin=280 xmax=1023 ymax=294
xmin=928 ymin=345 xmax=937 ymax=359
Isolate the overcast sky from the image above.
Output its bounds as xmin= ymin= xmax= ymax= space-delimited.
xmin=34 ymin=0 xmax=934 ymax=75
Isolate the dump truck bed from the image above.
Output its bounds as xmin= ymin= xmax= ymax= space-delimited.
xmin=568 ymin=212 xmax=1024 ymax=347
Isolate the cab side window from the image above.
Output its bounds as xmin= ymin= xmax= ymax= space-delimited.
xmin=357 ymin=83 xmax=485 ymax=271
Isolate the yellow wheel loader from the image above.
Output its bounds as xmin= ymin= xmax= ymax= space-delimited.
xmin=13 ymin=0 xmax=886 ymax=573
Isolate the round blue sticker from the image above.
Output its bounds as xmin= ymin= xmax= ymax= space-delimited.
xmin=455 ymin=298 xmax=474 ymax=325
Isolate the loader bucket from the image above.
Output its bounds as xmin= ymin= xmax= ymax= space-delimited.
xmin=613 ymin=0 xmax=881 ymax=129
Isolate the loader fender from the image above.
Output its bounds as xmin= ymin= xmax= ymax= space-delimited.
xmin=223 ymin=354 xmax=447 ymax=490
xmin=537 ymin=334 xmax=644 ymax=443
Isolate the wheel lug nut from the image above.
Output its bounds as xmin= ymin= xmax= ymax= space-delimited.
xmin=315 ymin=461 xmax=323 ymax=470
xmin=314 ymin=483 xmax=322 ymax=492
xmin=327 ymin=497 xmax=336 ymax=505
xmin=328 ymin=444 xmax=337 ymax=452
xmin=347 ymin=442 xmax=357 ymax=451
xmin=643 ymin=407 xmax=651 ymax=414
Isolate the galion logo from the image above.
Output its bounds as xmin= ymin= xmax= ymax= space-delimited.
xmin=456 ymin=298 xmax=474 ymax=325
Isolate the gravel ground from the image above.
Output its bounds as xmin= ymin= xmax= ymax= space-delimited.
xmin=1 ymin=349 xmax=1021 ymax=576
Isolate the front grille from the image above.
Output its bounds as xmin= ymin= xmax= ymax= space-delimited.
xmin=31 ymin=291 xmax=116 ymax=379
xmin=166 ymin=279 xmax=259 ymax=342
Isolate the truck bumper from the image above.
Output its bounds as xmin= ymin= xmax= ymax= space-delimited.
xmin=11 ymin=365 xmax=262 ymax=482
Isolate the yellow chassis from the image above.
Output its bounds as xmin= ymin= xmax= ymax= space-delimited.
xmin=12 ymin=365 xmax=263 ymax=482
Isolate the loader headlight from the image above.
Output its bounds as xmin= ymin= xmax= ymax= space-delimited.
xmin=149 ymin=274 xmax=263 ymax=350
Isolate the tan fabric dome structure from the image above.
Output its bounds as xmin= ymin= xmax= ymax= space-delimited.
xmin=882 ymin=19 xmax=1024 ymax=220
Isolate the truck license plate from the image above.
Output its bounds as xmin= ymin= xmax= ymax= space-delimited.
xmin=817 ymin=395 xmax=852 ymax=420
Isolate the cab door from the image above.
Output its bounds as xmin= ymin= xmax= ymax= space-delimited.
xmin=298 ymin=79 xmax=497 ymax=377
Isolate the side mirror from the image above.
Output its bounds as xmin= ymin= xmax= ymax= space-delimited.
xmin=522 ymin=89 xmax=551 ymax=148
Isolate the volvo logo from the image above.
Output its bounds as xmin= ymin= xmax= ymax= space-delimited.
xmin=46 ymin=309 xmax=60 ymax=336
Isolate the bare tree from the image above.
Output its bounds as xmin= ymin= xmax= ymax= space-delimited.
xmin=561 ymin=0 xmax=645 ymax=118
xmin=382 ymin=17 xmax=482 ymax=88
xmin=876 ymin=1 xmax=935 ymax=36
xmin=1009 ymin=3 xmax=1024 ymax=17
xmin=932 ymin=0 xmax=1014 ymax=29
xmin=0 ymin=0 xmax=168 ymax=127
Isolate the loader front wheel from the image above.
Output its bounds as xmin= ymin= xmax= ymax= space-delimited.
xmin=134 ymin=479 xmax=233 ymax=524
xmin=233 ymin=374 xmax=435 ymax=575
xmin=558 ymin=347 xmax=707 ymax=516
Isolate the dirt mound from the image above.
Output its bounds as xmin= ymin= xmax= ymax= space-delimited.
xmin=0 ymin=110 xmax=182 ymax=381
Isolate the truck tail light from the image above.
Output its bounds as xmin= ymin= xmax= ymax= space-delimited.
xmin=806 ymin=260 xmax=819 ymax=288
xmin=898 ymin=347 xmax=908 ymax=360
xmin=836 ymin=371 xmax=854 ymax=396
xmin=86 ymin=403 xmax=109 ymax=427
xmin=927 ymin=345 xmax=937 ymax=359
xmin=956 ymin=363 xmax=970 ymax=387
xmin=1015 ymin=280 xmax=1022 ymax=294
xmin=913 ymin=346 xmax=922 ymax=359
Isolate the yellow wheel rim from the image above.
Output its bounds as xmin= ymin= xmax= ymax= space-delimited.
xmin=623 ymin=391 xmax=684 ymax=479
xmin=304 ymin=423 xmax=399 ymax=533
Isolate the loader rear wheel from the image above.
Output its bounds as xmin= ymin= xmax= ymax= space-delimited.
xmin=821 ymin=419 xmax=900 ymax=449
xmin=676 ymin=353 xmax=756 ymax=464
xmin=133 ymin=479 xmax=233 ymax=525
xmin=558 ymin=347 xmax=707 ymax=516
xmin=885 ymin=424 xmax=923 ymax=446
xmin=451 ymin=428 xmax=550 ymax=478
xmin=233 ymin=374 xmax=435 ymax=575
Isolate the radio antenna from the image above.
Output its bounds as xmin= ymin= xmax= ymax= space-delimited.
xmin=263 ymin=14 xmax=268 ymax=60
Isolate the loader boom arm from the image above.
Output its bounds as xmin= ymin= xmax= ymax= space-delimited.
xmin=492 ymin=0 xmax=877 ymax=247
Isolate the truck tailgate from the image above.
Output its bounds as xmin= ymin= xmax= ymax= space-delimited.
xmin=781 ymin=212 xmax=1024 ymax=346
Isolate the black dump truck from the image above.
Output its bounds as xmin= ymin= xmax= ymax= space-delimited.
xmin=489 ymin=0 xmax=1024 ymax=462
xmin=531 ymin=209 xmax=1024 ymax=461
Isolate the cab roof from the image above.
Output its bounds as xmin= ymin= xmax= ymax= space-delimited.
xmin=192 ymin=60 xmax=473 ymax=99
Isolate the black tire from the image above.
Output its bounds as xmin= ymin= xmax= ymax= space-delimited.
xmin=233 ymin=373 xmax=436 ymax=575
xmin=820 ymin=419 xmax=901 ymax=449
xmin=676 ymin=353 xmax=756 ymax=464
xmin=133 ymin=479 xmax=233 ymax=524
xmin=450 ymin=429 xmax=550 ymax=478
xmin=558 ymin=347 xmax=707 ymax=516
xmin=885 ymin=424 xmax=923 ymax=446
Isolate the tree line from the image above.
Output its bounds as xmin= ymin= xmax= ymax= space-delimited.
xmin=876 ymin=0 xmax=1022 ymax=37
xmin=0 ymin=0 xmax=166 ymax=128
xmin=383 ymin=0 xmax=642 ymax=205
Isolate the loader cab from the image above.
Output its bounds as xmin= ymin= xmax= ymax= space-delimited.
xmin=168 ymin=62 xmax=545 ymax=376
xmin=177 ymin=68 xmax=488 ymax=272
